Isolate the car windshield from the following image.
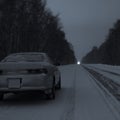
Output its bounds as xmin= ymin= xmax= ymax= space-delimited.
xmin=3 ymin=54 xmax=45 ymax=62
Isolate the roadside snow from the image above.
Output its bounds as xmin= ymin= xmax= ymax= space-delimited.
xmin=84 ymin=64 xmax=120 ymax=85
xmin=85 ymin=64 xmax=120 ymax=75
xmin=75 ymin=66 xmax=117 ymax=120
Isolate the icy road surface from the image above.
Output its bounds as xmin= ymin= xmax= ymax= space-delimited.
xmin=0 ymin=65 xmax=119 ymax=120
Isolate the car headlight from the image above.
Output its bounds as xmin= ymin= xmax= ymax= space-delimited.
xmin=27 ymin=69 xmax=48 ymax=74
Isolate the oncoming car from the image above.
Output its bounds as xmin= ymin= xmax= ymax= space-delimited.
xmin=0 ymin=52 xmax=61 ymax=100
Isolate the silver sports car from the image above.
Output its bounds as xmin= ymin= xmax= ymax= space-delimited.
xmin=0 ymin=52 xmax=61 ymax=100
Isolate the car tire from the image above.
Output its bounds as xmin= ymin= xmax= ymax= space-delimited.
xmin=0 ymin=93 xmax=4 ymax=101
xmin=56 ymin=76 xmax=61 ymax=90
xmin=46 ymin=80 xmax=55 ymax=100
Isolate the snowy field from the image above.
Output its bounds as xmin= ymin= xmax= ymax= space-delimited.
xmin=0 ymin=64 xmax=119 ymax=120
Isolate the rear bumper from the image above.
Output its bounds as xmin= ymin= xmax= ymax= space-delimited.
xmin=0 ymin=87 xmax=51 ymax=93
xmin=0 ymin=74 xmax=53 ymax=93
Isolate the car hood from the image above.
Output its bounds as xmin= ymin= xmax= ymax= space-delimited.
xmin=0 ymin=62 xmax=54 ymax=70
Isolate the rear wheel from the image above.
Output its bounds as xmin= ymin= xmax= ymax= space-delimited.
xmin=0 ymin=93 xmax=4 ymax=101
xmin=46 ymin=80 xmax=55 ymax=100
xmin=56 ymin=76 xmax=61 ymax=90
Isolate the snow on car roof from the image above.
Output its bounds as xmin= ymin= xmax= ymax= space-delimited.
xmin=2 ymin=52 xmax=48 ymax=62
xmin=9 ymin=52 xmax=47 ymax=56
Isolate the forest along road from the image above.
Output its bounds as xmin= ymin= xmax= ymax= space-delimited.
xmin=0 ymin=65 xmax=119 ymax=120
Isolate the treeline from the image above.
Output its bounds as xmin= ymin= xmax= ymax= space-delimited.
xmin=82 ymin=19 xmax=120 ymax=65
xmin=0 ymin=0 xmax=76 ymax=64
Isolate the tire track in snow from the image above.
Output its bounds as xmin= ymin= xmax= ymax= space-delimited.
xmin=60 ymin=65 xmax=77 ymax=120
xmin=83 ymin=66 xmax=120 ymax=120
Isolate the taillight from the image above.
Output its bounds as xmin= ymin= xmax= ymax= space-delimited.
xmin=27 ymin=69 xmax=48 ymax=74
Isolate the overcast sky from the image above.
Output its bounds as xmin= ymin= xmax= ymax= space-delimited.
xmin=47 ymin=0 xmax=120 ymax=61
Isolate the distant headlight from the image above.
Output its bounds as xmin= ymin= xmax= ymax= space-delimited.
xmin=27 ymin=69 xmax=48 ymax=74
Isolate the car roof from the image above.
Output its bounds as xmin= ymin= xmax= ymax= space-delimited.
xmin=1 ymin=52 xmax=49 ymax=62
xmin=8 ymin=52 xmax=47 ymax=56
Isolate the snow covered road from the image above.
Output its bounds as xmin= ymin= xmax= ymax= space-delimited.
xmin=0 ymin=65 xmax=119 ymax=120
